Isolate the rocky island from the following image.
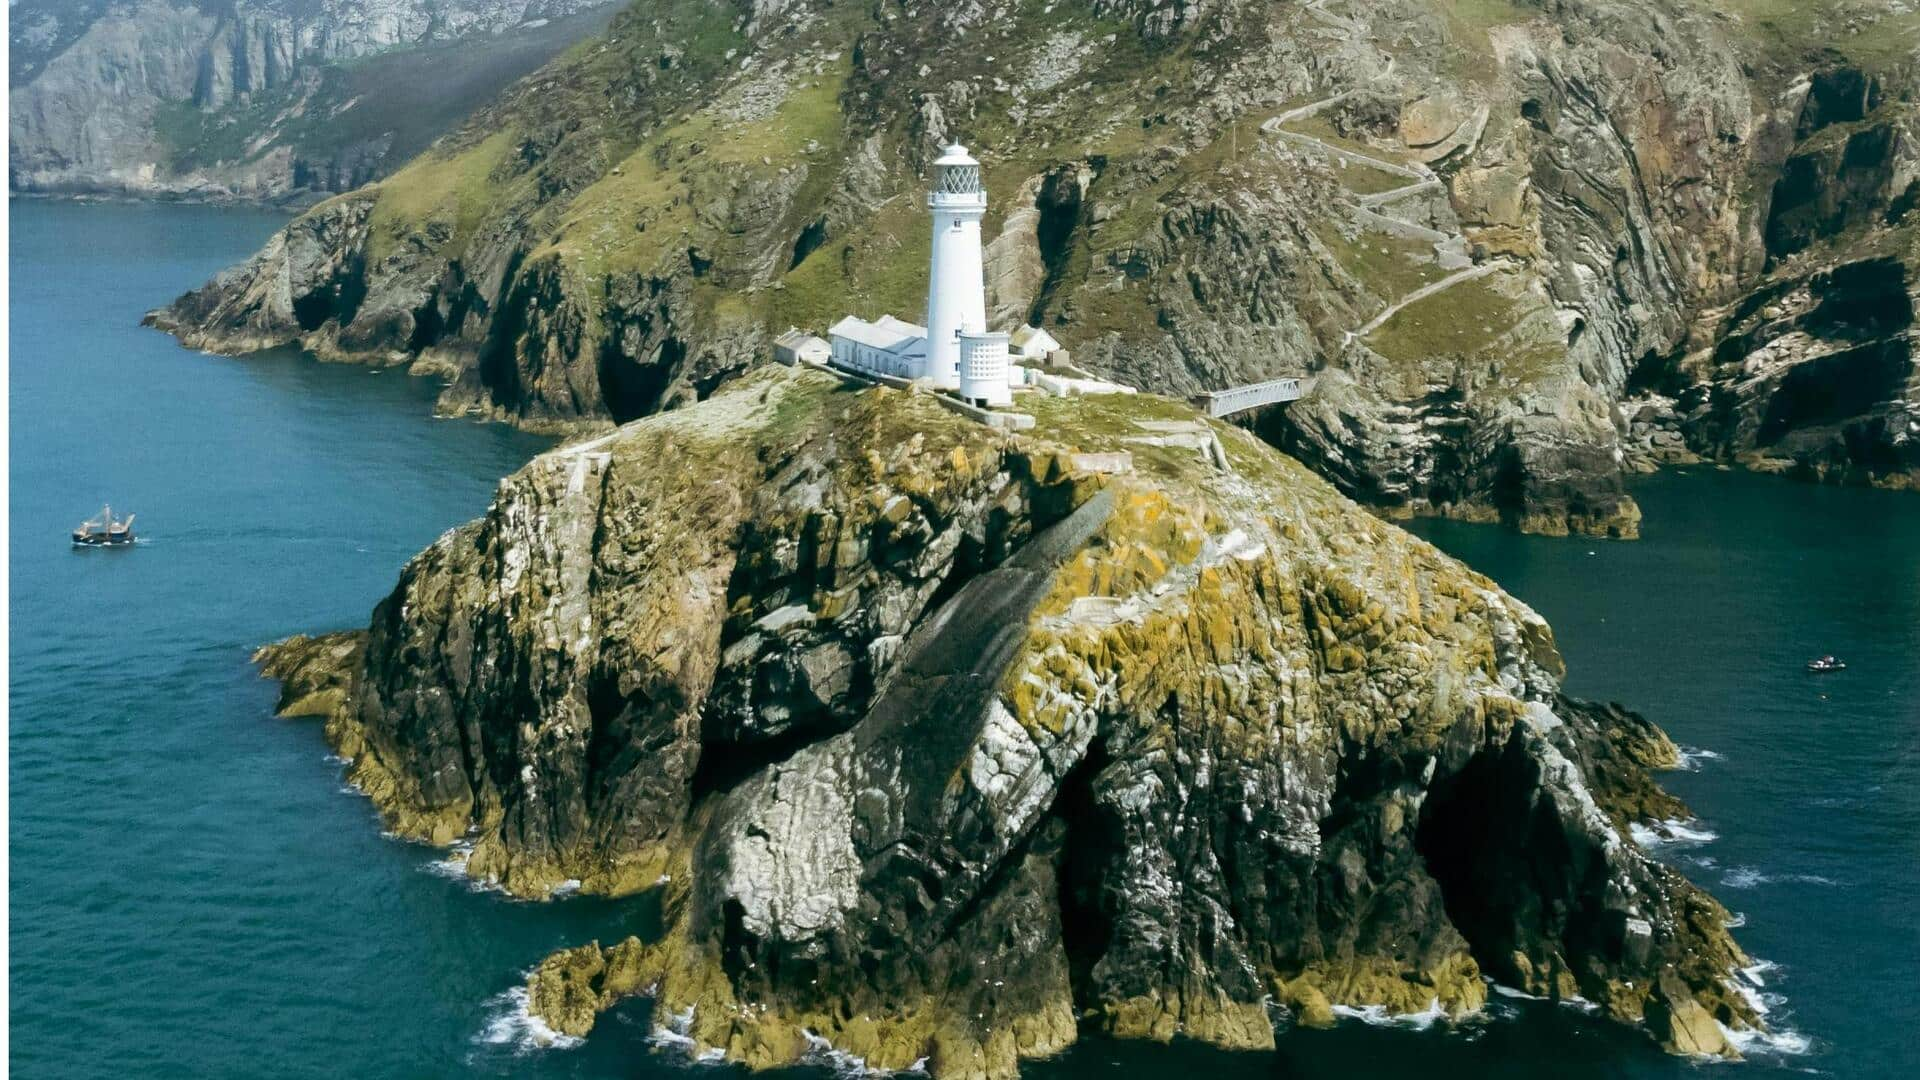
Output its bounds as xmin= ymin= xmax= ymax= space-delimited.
xmin=260 ymin=364 xmax=1759 ymax=1075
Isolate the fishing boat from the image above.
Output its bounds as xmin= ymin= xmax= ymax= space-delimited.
xmin=1806 ymin=655 xmax=1846 ymax=674
xmin=71 ymin=505 xmax=135 ymax=547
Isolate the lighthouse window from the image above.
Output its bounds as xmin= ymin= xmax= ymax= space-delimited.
xmin=939 ymin=164 xmax=982 ymax=194
xmin=951 ymin=219 xmax=963 ymax=230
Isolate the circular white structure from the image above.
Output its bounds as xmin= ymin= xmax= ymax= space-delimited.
xmin=957 ymin=330 xmax=1012 ymax=407
xmin=923 ymin=143 xmax=989 ymax=391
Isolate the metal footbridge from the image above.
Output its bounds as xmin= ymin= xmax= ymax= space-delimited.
xmin=1193 ymin=377 xmax=1307 ymax=418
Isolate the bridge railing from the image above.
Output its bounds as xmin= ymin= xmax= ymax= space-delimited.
xmin=1193 ymin=378 xmax=1305 ymax=418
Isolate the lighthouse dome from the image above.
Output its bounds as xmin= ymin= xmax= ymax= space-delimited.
xmin=934 ymin=143 xmax=978 ymax=166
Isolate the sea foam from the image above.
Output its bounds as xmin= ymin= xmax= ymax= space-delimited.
xmin=1722 ymin=866 xmax=1838 ymax=890
xmin=1673 ymin=746 xmax=1722 ymax=772
xmin=419 ymin=840 xmax=513 ymax=897
xmin=475 ymin=985 xmax=583 ymax=1054
xmin=1714 ymin=958 xmax=1812 ymax=1059
xmin=1331 ymin=998 xmax=1452 ymax=1030
xmin=1629 ymin=818 xmax=1718 ymax=847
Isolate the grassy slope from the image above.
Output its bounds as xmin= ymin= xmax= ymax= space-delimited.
xmin=151 ymin=7 xmax=621 ymax=179
xmin=287 ymin=0 xmax=1920 ymax=393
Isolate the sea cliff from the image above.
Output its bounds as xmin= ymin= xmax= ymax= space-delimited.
xmin=152 ymin=0 xmax=1920 ymax=535
xmin=9 ymin=0 xmax=618 ymax=202
xmin=259 ymin=366 xmax=1760 ymax=1075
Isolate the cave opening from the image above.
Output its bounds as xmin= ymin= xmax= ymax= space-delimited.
xmin=1414 ymin=740 xmax=1614 ymax=996
xmin=1490 ymin=444 xmax=1529 ymax=520
xmin=1415 ymin=742 xmax=1545 ymax=988
xmin=291 ymin=255 xmax=366 ymax=334
xmin=477 ymin=251 xmax=531 ymax=412
xmin=597 ymin=334 xmax=681 ymax=424
xmin=291 ymin=289 xmax=334 ymax=334
xmin=408 ymin=296 xmax=446 ymax=352
xmin=1625 ymin=346 xmax=1686 ymax=397
xmin=1756 ymin=339 xmax=1912 ymax=445
xmin=1796 ymin=67 xmax=1879 ymax=138
xmin=688 ymin=720 xmax=835 ymax=804
xmin=1051 ymin=735 xmax=1119 ymax=1007
xmin=1805 ymin=257 xmax=1912 ymax=341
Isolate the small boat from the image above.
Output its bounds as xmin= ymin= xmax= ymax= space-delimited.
xmin=1806 ymin=655 xmax=1846 ymax=674
xmin=71 ymin=504 xmax=135 ymax=547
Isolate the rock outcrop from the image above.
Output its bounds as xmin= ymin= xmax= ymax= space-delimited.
xmin=147 ymin=0 xmax=1920 ymax=532
xmin=8 ymin=0 xmax=619 ymax=202
xmin=261 ymin=366 xmax=1760 ymax=1075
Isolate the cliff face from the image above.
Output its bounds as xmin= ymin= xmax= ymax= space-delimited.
xmin=149 ymin=0 xmax=1920 ymax=532
xmin=261 ymin=366 xmax=1760 ymax=1075
xmin=8 ymin=0 xmax=619 ymax=202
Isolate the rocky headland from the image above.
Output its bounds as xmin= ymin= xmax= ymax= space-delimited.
xmin=9 ymin=0 xmax=619 ymax=203
xmin=259 ymin=365 xmax=1761 ymax=1076
xmin=149 ymin=0 xmax=1919 ymax=534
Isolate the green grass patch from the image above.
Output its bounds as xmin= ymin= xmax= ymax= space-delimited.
xmin=768 ymin=196 xmax=931 ymax=332
xmin=1718 ymin=0 xmax=1920 ymax=71
xmin=1363 ymin=270 xmax=1529 ymax=363
xmin=537 ymin=56 xmax=854 ymax=294
xmin=1315 ymin=224 xmax=1452 ymax=300
xmin=1282 ymin=112 xmax=1421 ymax=171
xmin=1431 ymin=0 xmax=1540 ymax=82
xmin=1334 ymin=159 xmax=1421 ymax=196
xmin=1021 ymin=390 xmax=1225 ymax=483
xmin=364 ymin=128 xmax=519 ymax=265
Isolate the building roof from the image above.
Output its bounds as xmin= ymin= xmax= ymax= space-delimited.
xmin=775 ymin=328 xmax=828 ymax=349
xmin=830 ymin=315 xmax=927 ymax=356
xmin=933 ymin=144 xmax=978 ymax=167
xmin=1011 ymin=324 xmax=1061 ymax=352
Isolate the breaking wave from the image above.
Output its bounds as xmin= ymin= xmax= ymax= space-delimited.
xmin=796 ymin=1028 xmax=930 ymax=1077
xmin=1673 ymin=746 xmax=1721 ymax=771
xmin=1630 ymin=818 xmax=1719 ymax=847
xmin=1331 ymin=998 xmax=1452 ymax=1030
xmin=1719 ymin=959 xmax=1813 ymax=1059
xmin=474 ymin=985 xmax=583 ymax=1054
xmin=418 ymin=840 xmax=514 ymax=898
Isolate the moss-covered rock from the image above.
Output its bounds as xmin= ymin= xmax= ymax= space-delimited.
xmin=263 ymin=367 xmax=1760 ymax=1074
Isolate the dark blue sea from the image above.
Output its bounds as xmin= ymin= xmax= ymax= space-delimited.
xmin=10 ymin=200 xmax=1919 ymax=1078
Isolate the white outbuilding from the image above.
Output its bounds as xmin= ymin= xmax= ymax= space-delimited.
xmin=828 ymin=314 xmax=927 ymax=379
xmin=1010 ymin=324 xmax=1061 ymax=362
xmin=774 ymin=328 xmax=831 ymax=366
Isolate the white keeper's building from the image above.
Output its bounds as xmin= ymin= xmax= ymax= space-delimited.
xmin=828 ymin=143 xmax=1016 ymax=408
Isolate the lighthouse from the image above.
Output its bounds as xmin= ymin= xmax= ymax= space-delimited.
xmin=824 ymin=143 xmax=1017 ymax=408
xmin=924 ymin=144 xmax=990 ymax=392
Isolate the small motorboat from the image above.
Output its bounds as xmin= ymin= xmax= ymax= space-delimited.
xmin=72 ymin=504 xmax=135 ymax=547
xmin=1806 ymin=655 xmax=1846 ymax=674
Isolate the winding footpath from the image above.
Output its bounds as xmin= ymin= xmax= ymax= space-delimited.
xmin=1262 ymin=87 xmax=1512 ymax=352
xmin=1343 ymin=259 xmax=1516 ymax=345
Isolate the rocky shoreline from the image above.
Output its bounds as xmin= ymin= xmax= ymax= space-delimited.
xmin=257 ymin=366 xmax=1761 ymax=1075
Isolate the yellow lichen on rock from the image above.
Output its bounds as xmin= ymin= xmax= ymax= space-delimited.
xmin=262 ymin=375 xmax=1761 ymax=1073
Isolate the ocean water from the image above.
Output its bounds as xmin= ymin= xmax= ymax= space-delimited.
xmin=9 ymin=200 xmax=1918 ymax=1078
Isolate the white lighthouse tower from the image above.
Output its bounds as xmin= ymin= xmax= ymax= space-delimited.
xmin=825 ymin=143 xmax=1014 ymax=408
xmin=923 ymin=144 xmax=990 ymax=392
